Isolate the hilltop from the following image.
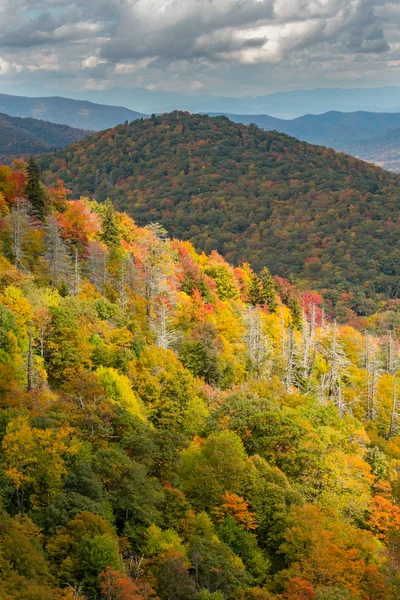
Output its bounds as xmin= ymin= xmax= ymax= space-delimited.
xmin=0 ymin=111 xmax=90 ymax=163
xmin=217 ymin=110 xmax=400 ymax=172
xmin=0 ymin=93 xmax=146 ymax=130
xmin=40 ymin=111 xmax=400 ymax=315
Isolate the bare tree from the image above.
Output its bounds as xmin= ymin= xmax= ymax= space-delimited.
xmin=363 ymin=333 xmax=381 ymax=421
xmin=9 ymin=198 xmax=31 ymax=272
xmin=137 ymin=223 xmax=176 ymax=321
xmin=245 ymin=306 xmax=270 ymax=378
xmin=383 ymin=332 xmax=400 ymax=439
xmin=45 ymin=216 xmax=72 ymax=287
xmin=321 ymin=321 xmax=349 ymax=415
xmin=71 ymin=247 xmax=81 ymax=296
xmin=87 ymin=241 xmax=108 ymax=293
xmin=152 ymin=294 xmax=180 ymax=350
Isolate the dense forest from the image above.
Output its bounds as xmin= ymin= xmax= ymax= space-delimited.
xmin=1 ymin=160 xmax=400 ymax=599
xmin=216 ymin=111 xmax=400 ymax=173
xmin=0 ymin=112 xmax=89 ymax=164
xmin=39 ymin=111 xmax=400 ymax=316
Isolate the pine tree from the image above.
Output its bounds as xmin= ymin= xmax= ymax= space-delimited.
xmin=248 ymin=273 xmax=264 ymax=306
xmin=25 ymin=157 xmax=48 ymax=221
xmin=260 ymin=267 xmax=278 ymax=312
xmin=100 ymin=199 xmax=121 ymax=248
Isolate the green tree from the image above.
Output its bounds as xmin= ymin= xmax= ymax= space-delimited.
xmin=260 ymin=268 xmax=278 ymax=312
xmin=179 ymin=431 xmax=248 ymax=511
xmin=100 ymin=199 xmax=121 ymax=248
xmin=25 ymin=157 xmax=49 ymax=221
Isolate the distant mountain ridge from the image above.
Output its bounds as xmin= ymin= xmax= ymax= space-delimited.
xmin=0 ymin=93 xmax=146 ymax=130
xmin=46 ymin=85 xmax=400 ymax=117
xmin=0 ymin=112 xmax=90 ymax=163
xmin=39 ymin=111 xmax=400 ymax=313
xmin=212 ymin=111 xmax=400 ymax=172
xmin=1 ymin=84 xmax=400 ymax=118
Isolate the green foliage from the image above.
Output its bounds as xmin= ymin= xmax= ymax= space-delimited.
xmin=100 ymin=199 xmax=121 ymax=248
xmin=25 ymin=158 xmax=49 ymax=221
xmin=179 ymin=431 xmax=248 ymax=511
xmin=40 ymin=111 xmax=400 ymax=313
xmin=0 ymin=112 xmax=88 ymax=165
xmin=0 ymin=168 xmax=400 ymax=600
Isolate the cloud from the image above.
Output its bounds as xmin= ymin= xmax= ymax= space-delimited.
xmin=101 ymin=0 xmax=390 ymax=64
xmin=0 ymin=13 xmax=104 ymax=48
xmin=81 ymin=56 xmax=107 ymax=69
xmin=0 ymin=0 xmax=395 ymax=96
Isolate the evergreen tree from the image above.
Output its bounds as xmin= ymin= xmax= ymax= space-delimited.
xmin=25 ymin=157 xmax=48 ymax=221
xmin=100 ymin=199 xmax=121 ymax=248
xmin=248 ymin=273 xmax=264 ymax=306
xmin=260 ymin=267 xmax=278 ymax=312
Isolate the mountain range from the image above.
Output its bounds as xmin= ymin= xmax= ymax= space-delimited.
xmin=0 ymin=93 xmax=146 ymax=130
xmin=213 ymin=111 xmax=400 ymax=172
xmin=39 ymin=111 xmax=400 ymax=315
xmin=0 ymin=112 xmax=89 ymax=163
xmin=2 ymin=83 xmax=400 ymax=118
xmin=78 ymin=85 xmax=400 ymax=118
xmin=1 ymin=88 xmax=400 ymax=172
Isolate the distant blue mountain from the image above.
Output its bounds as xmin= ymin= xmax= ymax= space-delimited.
xmin=57 ymin=85 xmax=400 ymax=118
xmin=1 ymin=84 xmax=400 ymax=118
xmin=0 ymin=93 xmax=146 ymax=130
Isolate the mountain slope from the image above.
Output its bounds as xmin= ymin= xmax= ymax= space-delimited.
xmin=216 ymin=110 xmax=400 ymax=172
xmin=0 ymin=112 xmax=90 ymax=162
xmin=0 ymin=93 xmax=146 ymax=130
xmin=40 ymin=111 xmax=400 ymax=313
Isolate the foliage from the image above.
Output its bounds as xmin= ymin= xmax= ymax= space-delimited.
xmin=0 ymin=160 xmax=400 ymax=600
xmin=40 ymin=111 xmax=400 ymax=315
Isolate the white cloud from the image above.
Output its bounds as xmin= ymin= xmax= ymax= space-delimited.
xmin=81 ymin=55 xmax=107 ymax=68
xmin=114 ymin=57 xmax=157 ymax=73
xmin=0 ymin=57 xmax=10 ymax=73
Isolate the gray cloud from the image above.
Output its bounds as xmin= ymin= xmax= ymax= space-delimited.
xmin=0 ymin=0 xmax=396 ymax=97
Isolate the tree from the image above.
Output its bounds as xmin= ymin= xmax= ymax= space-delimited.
xmin=25 ymin=157 xmax=49 ymax=221
xmin=45 ymin=216 xmax=72 ymax=287
xmin=245 ymin=307 xmax=270 ymax=378
xmin=100 ymin=200 xmax=121 ymax=248
xmin=260 ymin=268 xmax=278 ymax=312
xmin=8 ymin=197 xmax=32 ymax=271
xmin=100 ymin=567 xmax=157 ymax=600
xmin=179 ymin=431 xmax=248 ymax=511
xmin=214 ymin=492 xmax=257 ymax=531
xmin=44 ymin=301 xmax=83 ymax=383
xmin=156 ymin=555 xmax=197 ymax=600
xmin=2 ymin=416 xmax=78 ymax=510
xmin=47 ymin=512 xmax=121 ymax=596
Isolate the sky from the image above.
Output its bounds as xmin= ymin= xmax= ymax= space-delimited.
xmin=0 ymin=0 xmax=399 ymax=98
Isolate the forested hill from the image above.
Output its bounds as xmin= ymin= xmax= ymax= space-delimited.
xmin=40 ymin=111 xmax=400 ymax=315
xmin=0 ymin=112 xmax=89 ymax=163
xmin=213 ymin=110 xmax=400 ymax=172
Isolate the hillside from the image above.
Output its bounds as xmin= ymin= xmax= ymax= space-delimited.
xmin=217 ymin=111 xmax=400 ymax=172
xmin=40 ymin=111 xmax=400 ymax=315
xmin=1 ymin=166 xmax=400 ymax=599
xmin=0 ymin=93 xmax=146 ymax=130
xmin=0 ymin=111 xmax=90 ymax=163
